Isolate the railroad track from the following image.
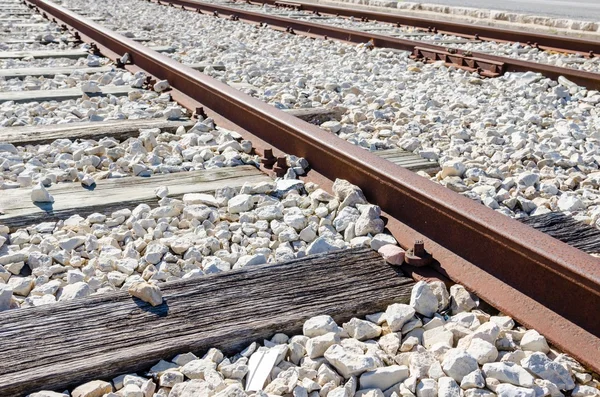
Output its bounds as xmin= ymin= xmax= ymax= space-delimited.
xmin=134 ymin=0 xmax=600 ymax=89
xmin=0 ymin=0 xmax=599 ymax=395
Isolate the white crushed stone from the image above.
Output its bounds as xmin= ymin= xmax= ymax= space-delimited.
xmin=56 ymin=0 xmax=600 ymax=229
xmin=29 ymin=281 xmax=599 ymax=397
xmin=0 ymin=175 xmax=391 ymax=309
xmin=0 ymin=122 xmax=258 ymax=190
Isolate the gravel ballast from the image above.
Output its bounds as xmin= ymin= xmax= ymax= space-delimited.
xmin=50 ymin=0 xmax=600 ymax=230
xmin=27 ymin=281 xmax=600 ymax=397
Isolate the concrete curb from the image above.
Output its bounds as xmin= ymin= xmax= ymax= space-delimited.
xmin=306 ymin=0 xmax=600 ymax=41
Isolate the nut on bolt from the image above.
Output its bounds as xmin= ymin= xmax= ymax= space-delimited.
xmin=194 ymin=107 xmax=208 ymax=120
xmin=260 ymin=148 xmax=276 ymax=168
xmin=404 ymin=240 xmax=433 ymax=266
xmin=274 ymin=156 xmax=289 ymax=176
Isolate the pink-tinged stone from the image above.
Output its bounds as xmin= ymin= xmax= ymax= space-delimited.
xmin=378 ymin=245 xmax=406 ymax=265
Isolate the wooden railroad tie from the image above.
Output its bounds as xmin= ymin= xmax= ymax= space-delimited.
xmin=0 ymin=247 xmax=414 ymax=396
xmin=0 ymin=165 xmax=270 ymax=230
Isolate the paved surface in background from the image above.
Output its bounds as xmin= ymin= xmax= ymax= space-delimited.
xmin=406 ymin=0 xmax=600 ymax=21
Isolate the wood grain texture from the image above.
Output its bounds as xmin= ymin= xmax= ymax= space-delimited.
xmin=283 ymin=107 xmax=343 ymax=124
xmin=0 ymin=65 xmax=113 ymax=79
xmin=0 ymin=85 xmax=134 ymax=103
xmin=0 ymin=247 xmax=413 ymax=397
xmin=0 ymin=165 xmax=269 ymax=229
xmin=0 ymin=48 xmax=89 ymax=59
xmin=0 ymin=46 xmax=173 ymax=60
xmin=519 ymin=212 xmax=600 ymax=254
xmin=374 ymin=148 xmax=440 ymax=174
xmin=0 ymin=119 xmax=194 ymax=146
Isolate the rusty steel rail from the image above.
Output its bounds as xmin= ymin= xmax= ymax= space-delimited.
xmin=253 ymin=0 xmax=600 ymax=55
xmin=25 ymin=0 xmax=600 ymax=374
xmin=154 ymin=0 xmax=600 ymax=90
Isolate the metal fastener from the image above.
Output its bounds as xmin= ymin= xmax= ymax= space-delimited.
xmin=260 ymin=148 xmax=277 ymax=168
xmin=405 ymin=240 xmax=433 ymax=266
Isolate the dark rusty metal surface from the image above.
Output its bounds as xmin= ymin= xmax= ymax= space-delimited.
xmin=251 ymin=0 xmax=600 ymax=55
xmin=156 ymin=0 xmax=600 ymax=89
xmin=29 ymin=0 xmax=600 ymax=372
xmin=412 ymin=46 xmax=504 ymax=77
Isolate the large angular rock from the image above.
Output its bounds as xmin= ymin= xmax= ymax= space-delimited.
xmin=359 ymin=365 xmax=409 ymax=391
xmin=71 ymin=380 xmax=113 ymax=397
xmin=482 ymin=362 xmax=535 ymax=387
xmin=520 ymin=330 xmax=549 ymax=353
xmin=449 ymin=285 xmax=477 ymax=314
xmin=495 ymin=384 xmax=536 ymax=397
xmin=521 ymin=352 xmax=575 ymax=390
xmin=410 ymin=281 xmax=439 ymax=317
xmin=385 ymin=303 xmax=416 ymax=332
xmin=438 ymin=377 xmax=462 ymax=397
xmin=58 ymin=282 xmax=91 ymax=301
xmin=416 ymin=378 xmax=438 ymax=397
xmin=303 ymin=315 xmax=342 ymax=337
xmin=324 ymin=344 xmax=379 ymax=378
xmin=343 ymin=318 xmax=382 ymax=341
xmin=180 ymin=359 xmax=217 ymax=379
xmin=228 ymin=194 xmax=254 ymax=213
xmin=441 ymin=349 xmax=479 ymax=382
xmin=0 ymin=284 xmax=13 ymax=311
xmin=128 ymin=282 xmax=163 ymax=306
xmin=306 ymin=332 xmax=340 ymax=358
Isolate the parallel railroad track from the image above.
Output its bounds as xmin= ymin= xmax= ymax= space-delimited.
xmin=0 ymin=0 xmax=599 ymax=395
xmin=149 ymin=0 xmax=600 ymax=89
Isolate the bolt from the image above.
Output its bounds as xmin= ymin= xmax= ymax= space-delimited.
xmin=274 ymin=156 xmax=289 ymax=176
xmin=213 ymin=10 xmax=219 ymax=17
xmin=404 ymin=240 xmax=433 ymax=267
xmin=260 ymin=148 xmax=276 ymax=168
xmin=89 ymin=43 xmax=100 ymax=55
xmin=194 ymin=107 xmax=208 ymax=119
xmin=197 ymin=8 xmax=202 ymax=13
xmin=590 ymin=50 xmax=595 ymax=58
xmin=433 ymin=27 xmax=438 ymax=34
xmin=474 ymin=33 xmax=479 ymax=40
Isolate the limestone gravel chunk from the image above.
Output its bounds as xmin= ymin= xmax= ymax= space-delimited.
xmin=343 ymin=318 xmax=382 ymax=341
xmin=360 ymin=365 xmax=409 ymax=390
xmin=324 ymin=344 xmax=379 ymax=378
xmin=303 ymin=315 xmax=342 ymax=337
xmin=521 ymin=352 xmax=575 ymax=390
xmin=127 ymin=282 xmax=163 ymax=306
xmin=482 ymin=362 xmax=535 ymax=387
xmin=377 ymin=244 xmax=405 ymax=265
xmin=450 ymin=285 xmax=478 ymax=314
xmin=58 ymin=282 xmax=91 ymax=301
xmin=416 ymin=378 xmax=438 ymax=397
xmin=461 ymin=369 xmax=486 ymax=389
xmin=385 ymin=303 xmax=416 ymax=332
xmin=410 ymin=281 xmax=439 ymax=317
xmin=442 ymin=349 xmax=479 ymax=382
xmin=31 ymin=182 xmax=54 ymax=203
xmin=306 ymin=332 xmax=340 ymax=358
xmin=519 ymin=330 xmax=550 ymax=353
xmin=495 ymin=383 xmax=536 ymax=397
xmin=71 ymin=380 xmax=113 ymax=397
